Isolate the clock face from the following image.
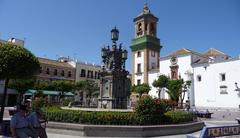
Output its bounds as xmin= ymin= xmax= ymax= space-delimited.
xmin=170 ymin=56 xmax=178 ymax=65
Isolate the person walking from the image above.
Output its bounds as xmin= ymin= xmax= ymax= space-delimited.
xmin=10 ymin=105 xmax=37 ymax=138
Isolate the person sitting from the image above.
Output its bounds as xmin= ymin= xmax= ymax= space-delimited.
xmin=10 ymin=104 xmax=37 ymax=138
xmin=28 ymin=108 xmax=48 ymax=138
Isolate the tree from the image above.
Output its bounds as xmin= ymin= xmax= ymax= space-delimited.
xmin=166 ymin=79 xmax=191 ymax=108
xmin=34 ymin=80 xmax=56 ymax=91
xmin=84 ymin=80 xmax=99 ymax=107
xmin=0 ymin=43 xmax=40 ymax=122
xmin=135 ymin=83 xmax=151 ymax=98
xmin=179 ymin=80 xmax=191 ymax=108
xmin=166 ymin=79 xmax=183 ymax=105
xmin=75 ymin=80 xmax=87 ymax=104
xmin=8 ymin=78 xmax=36 ymax=104
xmin=75 ymin=80 xmax=99 ymax=107
xmin=130 ymin=84 xmax=137 ymax=93
xmin=52 ymin=80 xmax=74 ymax=102
xmin=152 ymin=75 xmax=169 ymax=99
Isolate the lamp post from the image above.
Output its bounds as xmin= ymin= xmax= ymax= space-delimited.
xmin=99 ymin=27 xmax=129 ymax=109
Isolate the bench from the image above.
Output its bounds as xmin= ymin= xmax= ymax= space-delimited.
xmin=236 ymin=118 xmax=240 ymax=124
xmin=187 ymin=124 xmax=240 ymax=138
xmin=195 ymin=111 xmax=213 ymax=118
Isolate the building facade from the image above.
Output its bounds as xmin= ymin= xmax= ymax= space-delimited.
xmin=130 ymin=4 xmax=161 ymax=86
xmin=131 ymin=5 xmax=240 ymax=109
xmin=37 ymin=57 xmax=76 ymax=82
xmin=75 ymin=61 xmax=101 ymax=83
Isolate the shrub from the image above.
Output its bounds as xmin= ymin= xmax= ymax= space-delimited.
xmin=62 ymin=98 xmax=73 ymax=106
xmin=43 ymin=106 xmax=194 ymax=125
xmin=135 ymin=96 xmax=170 ymax=125
xmin=165 ymin=111 xmax=193 ymax=124
xmin=32 ymin=97 xmax=48 ymax=110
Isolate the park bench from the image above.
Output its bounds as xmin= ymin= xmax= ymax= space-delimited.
xmin=236 ymin=118 xmax=240 ymax=124
xmin=195 ymin=110 xmax=213 ymax=118
xmin=187 ymin=124 xmax=240 ymax=138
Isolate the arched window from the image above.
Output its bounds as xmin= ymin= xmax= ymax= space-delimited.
xmin=150 ymin=23 xmax=155 ymax=32
xmin=137 ymin=23 xmax=143 ymax=36
xmin=138 ymin=23 xmax=142 ymax=32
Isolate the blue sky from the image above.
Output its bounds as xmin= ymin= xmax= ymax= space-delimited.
xmin=0 ymin=0 xmax=239 ymax=71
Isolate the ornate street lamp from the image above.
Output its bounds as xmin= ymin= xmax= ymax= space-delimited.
xmin=99 ymin=26 xmax=129 ymax=109
xmin=111 ymin=26 xmax=119 ymax=43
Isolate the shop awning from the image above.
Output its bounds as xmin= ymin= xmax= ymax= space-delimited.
xmin=24 ymin=89 xmax=74 ymax=97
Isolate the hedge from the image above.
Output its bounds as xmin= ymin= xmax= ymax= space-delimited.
xmin=44 ymin=106 xmax=194 ymax=125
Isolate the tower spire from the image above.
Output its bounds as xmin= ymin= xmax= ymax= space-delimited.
xmin=143 ymin=3 xmax=150 ymax=14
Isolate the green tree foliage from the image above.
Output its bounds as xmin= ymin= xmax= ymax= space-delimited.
xmin=75 ymin=80 xmax=99 ymax=107
xmin=0 ymin=43 xmax=40 ymax=122
xmin=166 ymin=79 xmax=184 ymax=104
xmin=135 ymin=83 xmax=151 ymax=97
xmin=152 ymin=75 xmax=169 ymax=98
xmin=52 ymin=80 xmax=74 ymax=101
xmin=130 ymin=84 xmax=137 ymax=92
xmin=34 ymin=80 xmax=56 ymax=91
xmin=8 ymin=78 xmax=36 ymax=104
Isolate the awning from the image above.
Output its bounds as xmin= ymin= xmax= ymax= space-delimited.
xmin=24 ymin=89 xmax=74 ymax=97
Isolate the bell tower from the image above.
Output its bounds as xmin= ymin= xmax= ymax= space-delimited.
xmin=130 ymin=4 xmax=162 ymax=85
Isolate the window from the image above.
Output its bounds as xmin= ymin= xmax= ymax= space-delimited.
xmin=220 ymin=85 xmax=228 ymax=94
xmin=151 ymin=51 xmax=155 ymax=57
xmin=145 ymin=24 xmax=148 ymax=31
xmin=150 ymin=23 xmax=155 ymax=32
xmin=197 ymin=75 xmax=201 ymax=82
xmin=39 ymin=67 xmax=42 ymax=73
xmin=80 ymin=69 xmax=86 ymax=77
xmin=137 ymin=23 xmax=142 ymax=36
xmin=95 ymin=71 xmax=98 ymax=79
xmin=220 ymin=73 xmax=226 ymax=81
xmin=137 ymin=79 xmax=141 ymax=85
xmin=138 ymin=23 xmax=142 ymax=32
xmin=137 ymin=51 xmax=141 ymax=57
xmin=61 ymin=70 xmax=64 ymax=77
xmin=137 ymin=63 xmax=141 ymax=73
xmin=90 ymin=71 xmax=93 ymax=78
xmin=87 ymin=70 xmax=93 ymax=78
xmin=68 ymin=71 xmax=72 ymax=78
xmin=151 ymin=62 xmax=156 ymax=69
xmin=54 ymin=69 xmax=58 ymax=75
xmin=46 ymin=68 xmax=50 ymax=74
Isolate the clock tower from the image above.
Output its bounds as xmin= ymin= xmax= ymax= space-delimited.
xmin=130 ymin=4 xmax=162 ymax=85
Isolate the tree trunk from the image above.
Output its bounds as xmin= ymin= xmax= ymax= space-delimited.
xmin=0 ymin=78 xmax=9 ymax=123
xmin=16 ymin=92 xmax=24 ymax=105
xmin=158 ymin=88 xmax=162 ymax=99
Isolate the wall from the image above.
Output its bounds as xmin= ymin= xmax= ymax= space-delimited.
xmin=158 ymin=55 xmax=192 ymax=101
xmin=148 ymin=50 xmax=158 ymax=70
xmin=193 ymin=59 xmax=240 ymax=108
xmin=134 ymin=51 xmax=144 ymax=84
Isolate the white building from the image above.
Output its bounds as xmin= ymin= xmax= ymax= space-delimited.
xmin=131 ymin=5 xmax=240 ymax=109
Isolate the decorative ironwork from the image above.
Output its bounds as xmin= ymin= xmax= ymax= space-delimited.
xmin=98 ymin=27 xmax=129 ymax=109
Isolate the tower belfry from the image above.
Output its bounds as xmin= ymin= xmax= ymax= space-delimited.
xmin=131 ymin=4 xmax=162 ymax=85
